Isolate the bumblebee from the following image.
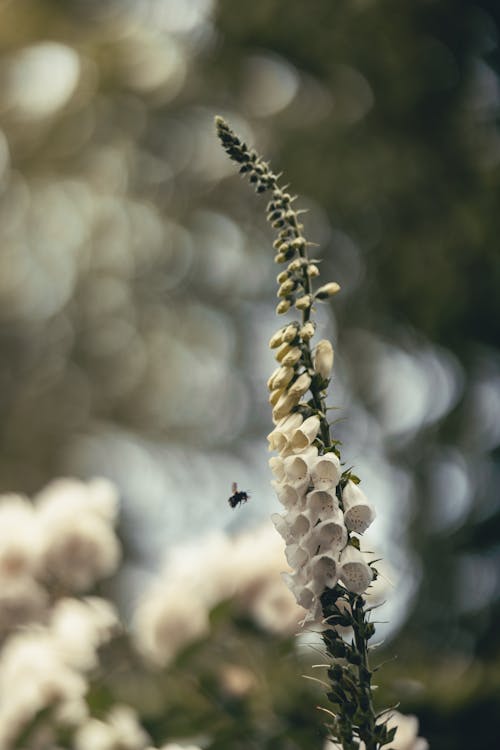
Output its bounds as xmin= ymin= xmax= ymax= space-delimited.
xmin=228 ymin=482 xmax=250 ymax=508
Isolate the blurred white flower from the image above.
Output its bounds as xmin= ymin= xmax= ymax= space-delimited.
xmin=49 ymin=597 xmax=119 ymax=671
xmin=0 ymin=494 xmax=42 ymax=578
xmin=35 ymin=478 xmax=121 ymax=592
xmin=133 ymin=579 xmax=210 ymax=667
xmin=133 ymin=524 xmax=302 ymax=665
xmin=0 ymin=630 xmax=88 ymax=747
xmin=0 ymin=574 xmax=48 ymax=638
xmin=74 ymin=705 xmax=150 ymax=750
xmin=313 ymin=339 xmax=334 ymax=379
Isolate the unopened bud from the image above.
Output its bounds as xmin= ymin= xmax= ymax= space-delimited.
xmin=282 ymin=324 xmax=299 ymax=343
xmin=291 ymin=237 xmax=306 ymax=251
xmin=277 ymin=279 xmax=295 ymax=297
xmin=269 ymin=387 xmax=284 ymax=406
xmin=314 ymin=340 xmax=334 ymax=379
xmin=307 ymin=264 xmax=320 ymax=278
xmin=267 ymin=366 xmax=281 ymax=390
xmin=315 ymin=282 xmax=341 ymax=299
xmin=268 ymin=330 xmax=284 ymax=349
xmin=272 ymin=365 xmax=295 ymax=389
xmin=281 ymin=347 xmax=302 ymax=367
xmin=276 ymin=299 xmax=291 ymax=314
xmin=295 ymin=295 xmax=312 ymax=311
xmin=287 ymin=372 xmax=312 ymax=398
xmin=275 ymin=342 xmax=292 ymax=363
xmin=276 ymin=270 xmax=289 ymax=284
xmin=272 ymin=392 xmax=300 ymax=422
xmin=274 ymin=253 xmax=287 ymax=264
xmin=300 ymin=322 xmax=315 ymax=341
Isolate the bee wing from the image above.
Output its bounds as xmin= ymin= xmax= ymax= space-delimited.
xmin=231 ymin=481 xmax=238 ymax=493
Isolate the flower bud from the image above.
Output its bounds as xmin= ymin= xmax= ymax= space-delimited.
xmin=272 ymin=365 xmax=295 ymax=389
xmin=276 ymin=300 xmax=291 ymax=314
xmin=282 ymin=324 xmax=299 ymax=343
xmin=277 ymin=280 xmax=295 ymax=297
xmin=313 ymin=340 xmax=334 ymax=379
xmin=291 ymin=237 xmax=306 ymax=251
xmin=274 ymin=253 xmax=287 ymax=264
xmin=267 ymin=366 xmax=281 ymax=390
xmin=275 ymin=342 xmax=292 ymax=363
xmin=295 ymin=295 xmax=312 ymax=311
xmin=268 ymin=330 xmax=284 ymax=349
xmin=307 ymin=264 xmax=320 ymax=278
xmin=276 ymin=270 xmax=289 ymax=284
xmin=287 ymin=373 xmax=312 ymax=399
xmin=288 ymin=258 xmax=305 ymax=272
xmin=281 ymin=347 xmax=302 ymax=367
xmin=268 ymin=387 xmax=284 ymax=407
xmin=315 ymin=282 xmax=341 ymax=299
xmin=300 ymin=322 xmax=315 ymax=341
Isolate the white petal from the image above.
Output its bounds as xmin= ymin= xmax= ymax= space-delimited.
xmin=309 ymin=552 xmax=339 ymax=588
xmin=306 ymin=489 xmax=338 ymax=524
xmin=311 ymin=453 xmax=341 ymax=491
xmin=342 ymin=481 xmax=376 ymax=534
xmin=339 ymin=546 xmax=373 ymax=595
xmin=290 ymin=415 xmax=320 ymax=452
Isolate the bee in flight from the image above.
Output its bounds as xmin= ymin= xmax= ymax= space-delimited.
xmin=228 ymin=482 xmax=250 ymax=508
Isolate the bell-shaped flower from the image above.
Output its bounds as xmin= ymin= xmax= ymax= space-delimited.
xmin=267 ymin=413 xmax=303 ymax=455
xmin=283 ymin=455 xmax=311 ymax=495
xmin=271 ymin=513 xmax=289 ymax=541
xmin=311 ymin=453 xmax=341 ymax=491
xmin=315 ymin=514 xmax=348 ymax=552
xmin=272 ymin=481 xmax=303 ymax=510
xmin=309 ymin=552 xmax=339 ymax=589
xmin=339 ymin=545 xmax=373 ymax=595
xmin=282 ymin=573 xmax=316 ymax=610
xmin=284 ymin=542 xmax=309 ymax=570
xmin=314 ymin=340 xmax=334 ymax=379
xmin=287 ymin=511 xmax=311 ymax=543
xmin=306 ymin=489 xmax=338 ymax=524
xmin=290 ymin=415 xmax=320 ymax=453
xmin=341 ymin=481 xmax=376 ymax=534
xmin=269 ymin=457 xmax=285 ymax=482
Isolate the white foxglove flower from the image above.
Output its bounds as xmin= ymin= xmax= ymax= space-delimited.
xmin=309 ymin=552 xmax=339 ymax=589
xmin=287 ymin=511 xmax=311 ymax=543
xmin=314 ymin=340 xmax=334 ymax=379
xmin=342 ymin=481 xmax=376 ymax=534
xmin=311 ymin=453 xmax=341 ymax=491
xmin=282 ymin=573 xmax=316 ymax=609
xmin=290 ymin=415 xmax=320 ymax=453
xmin=271 ymin=481 xmax=303 ymax=510
xmin=307 ymin=489 xmax=338 ymax=524
xmin=339 ymin=546 xmax=373 ymax=595
xmin=267 ymin=413 xmax=303 ymax=454
xmin=315 ymin=515 xmax=348 ymax=550
xmin=284 ymin=543 xmax=309 ymax=569
xmin=269 ymin=456 xmax=285 ymax=482
xmin=271 ymin=513 xmax=289 ymax=541
xmin=283 ymin=455 xmax=311 ymax=494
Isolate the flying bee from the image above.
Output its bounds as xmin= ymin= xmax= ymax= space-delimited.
xmin=228 ymin=482 xmax=250 ymax=509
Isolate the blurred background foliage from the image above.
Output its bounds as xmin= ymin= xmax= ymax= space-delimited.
xmin=0 ymin=0 xmax=499 ymax=747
